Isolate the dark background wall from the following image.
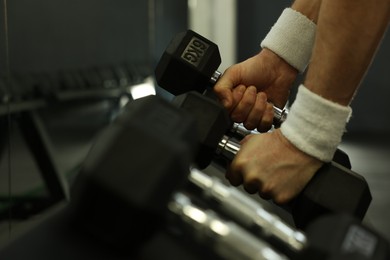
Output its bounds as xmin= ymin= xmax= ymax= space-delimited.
xmin=0 ymin=0 xmax=389 ymax=132
xmin=0 ymin=0 xmax=188 ymax=227
xmin=0 ymin=0 xmax=187 ymax=74
xmin=237 ymin=1 xmax=390 ymax=133
xmin=0 ymin=0 xmax=187 ymax=198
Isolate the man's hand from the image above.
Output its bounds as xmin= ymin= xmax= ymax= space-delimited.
xmin=226 ymin=129 xmax=323 ymax=204
xmin=214 ymin=48 xmax=298 ymax=132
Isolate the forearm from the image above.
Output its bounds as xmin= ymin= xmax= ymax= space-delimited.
xmin=260 ymin=1 xmax=321 ymax=74
xmin=291 ymin=0 xmax=322 ymax=23
xmin=304 ymin=0 xmax=390 ymax=106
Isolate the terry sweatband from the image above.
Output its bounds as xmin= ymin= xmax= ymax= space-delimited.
xmin=261 ymin=8 xmax=316 ymax=73
xmin=280 ymin=85 xmax=352 ymax=162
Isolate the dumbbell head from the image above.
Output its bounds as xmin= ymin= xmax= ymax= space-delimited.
xmin=214 ymin=133 xmax=372 ymax=228
xmin=292 ymin=161 xmax=372 ymax=229
xmin=172 ymin=91 xmax=231 ymax=169
xmin=69 ymin=95 xmax=197 ymax=253
xmin=213 ymin=134 xmax=372 ymax=228
xmin=302 ymin=214 xmax=390 ymax=260
xmin=155 ymin=30 xmax=221 ymax=95
xmin=172 ymin=91 xmax=372 ymax=227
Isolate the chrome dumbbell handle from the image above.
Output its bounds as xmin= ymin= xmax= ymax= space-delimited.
xmin=188 ymin=169 xmax=307 ymax=253
xmin=168 ymin=192 xmax=288 ymax=260
xmin=230 ymin=123 xmax=258 ymax=137
xmin=216 ymin=134 xmax=240 ymax=160
xmin=216 ymin=134 xmax=240 ymax=161
xmin=273 ymin=106 xmax=289 ymax=124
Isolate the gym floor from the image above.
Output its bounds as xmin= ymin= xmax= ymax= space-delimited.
xmin=0 ymin=99 xmax=390 ymax=251
xmin=339 ymin=132 xmax=390 ymax=241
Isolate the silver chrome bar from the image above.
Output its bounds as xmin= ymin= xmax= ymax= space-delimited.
xmin=210 ymin=70 xmax=222 ymax=85
xmin=188 ymin=169 xmax=308 ymax=253
xmin=273 ymin=106 xmax=289 ymax=124
xmin=216 ymin=134 xmax=240 ymax=161
xmin=230 ymin=122 xmax=257 ymax=137
xmin=168 ymin=192 xmax=288 ymax=260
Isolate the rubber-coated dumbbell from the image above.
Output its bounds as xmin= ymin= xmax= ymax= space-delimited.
xmin=155 ymin=29 xmax=288 ymax=124
xmin=155 ymin=29 xmax=352 ymax=169
xmin=155 ymin=29 xmax=370 ymax=225
xmin=173 ymin=90 xmax=351 ymax=170
xmin=69 ymin=95 xmax=290 ymax=258
xmin=155 ymin=30 xmax=353 ymax=171
xmin=70 ymin=95 xmax=388 ymax=259
xmin=185 ymin=170 xmax=390 ymax=260
xmin=69 ymin=95 xmax=196 ymax=251
xmin=171 ymin=91 xmax=371 ymax=229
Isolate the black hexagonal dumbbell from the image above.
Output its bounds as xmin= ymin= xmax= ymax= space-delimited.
xmin=63 ymin=90 xmax=386 ymax=258
xmin=68 ymin=95 xmax=291 ymax=258
xmin=67 ymin=95 xmax=387 ymax=260
xmin=172 ymin=89 xmax=348 ymax=170
xmin=187 ymin=170 xmax=390 ymax=260
xmin=171 ymin=90 xmax=371 ymax=229
xmin=69 ymin=95 xmax=197 ymax=251
xmin=155 ymin=29 xmax=352 ymax=169
xmin=154 ymin=29 xmax=370 ymax=225
xmin=155 ymin=29 xmax=288 ymax=124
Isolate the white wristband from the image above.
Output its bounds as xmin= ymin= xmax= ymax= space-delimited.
xmin=280 ymin=85 xmax=352 ymax=162
xmin=261 ymin=8 xmax=316 ymax=73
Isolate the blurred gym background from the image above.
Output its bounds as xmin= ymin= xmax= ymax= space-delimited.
xmin=0 ymin=0 xmax=389 ymax=252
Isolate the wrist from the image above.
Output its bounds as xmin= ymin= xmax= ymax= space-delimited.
xmin=258 ymin=49 xmax=298 ymax=108
xmin=260 ymin=48 xmax=298 ymax=74
xmin=291 ymin=0 xmax=321 ymax=23
xmin=280 ymin=84 xmax=352 ymax=162
xmin=260 ymin=8 xmax=316 ymax=73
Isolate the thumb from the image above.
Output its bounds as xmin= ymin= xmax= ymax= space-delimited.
xmin=214 ymin=67 xmax=242 ymax=109
xmin=214 ymin=79 xmax=234 ymax=109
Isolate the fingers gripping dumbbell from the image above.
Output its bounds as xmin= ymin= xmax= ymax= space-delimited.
xmin=172 ymin=91 xmax=371 ymax=229
xmin=70 ymin=95 xmax=388 ymax=259
xmin=155 ymin=29 xmax=352 ymax=169
xmin=172 ymin=89 xmax=350 ymax=170
xmin=155 ymin=30 xmax=370 ymax=227
xmin=155 ymin=29 xmax=289 ymax=125
xmin=228 ymin=122 xmax=352 ymax=170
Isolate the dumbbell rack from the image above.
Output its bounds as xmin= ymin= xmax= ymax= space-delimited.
xmin=1 ymin=93 xmax=389 ymax=259
xmin=0 ymin=108 xmax=69 ymax=221
xmin=0 ymin=63 xmax=152 ymax=221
